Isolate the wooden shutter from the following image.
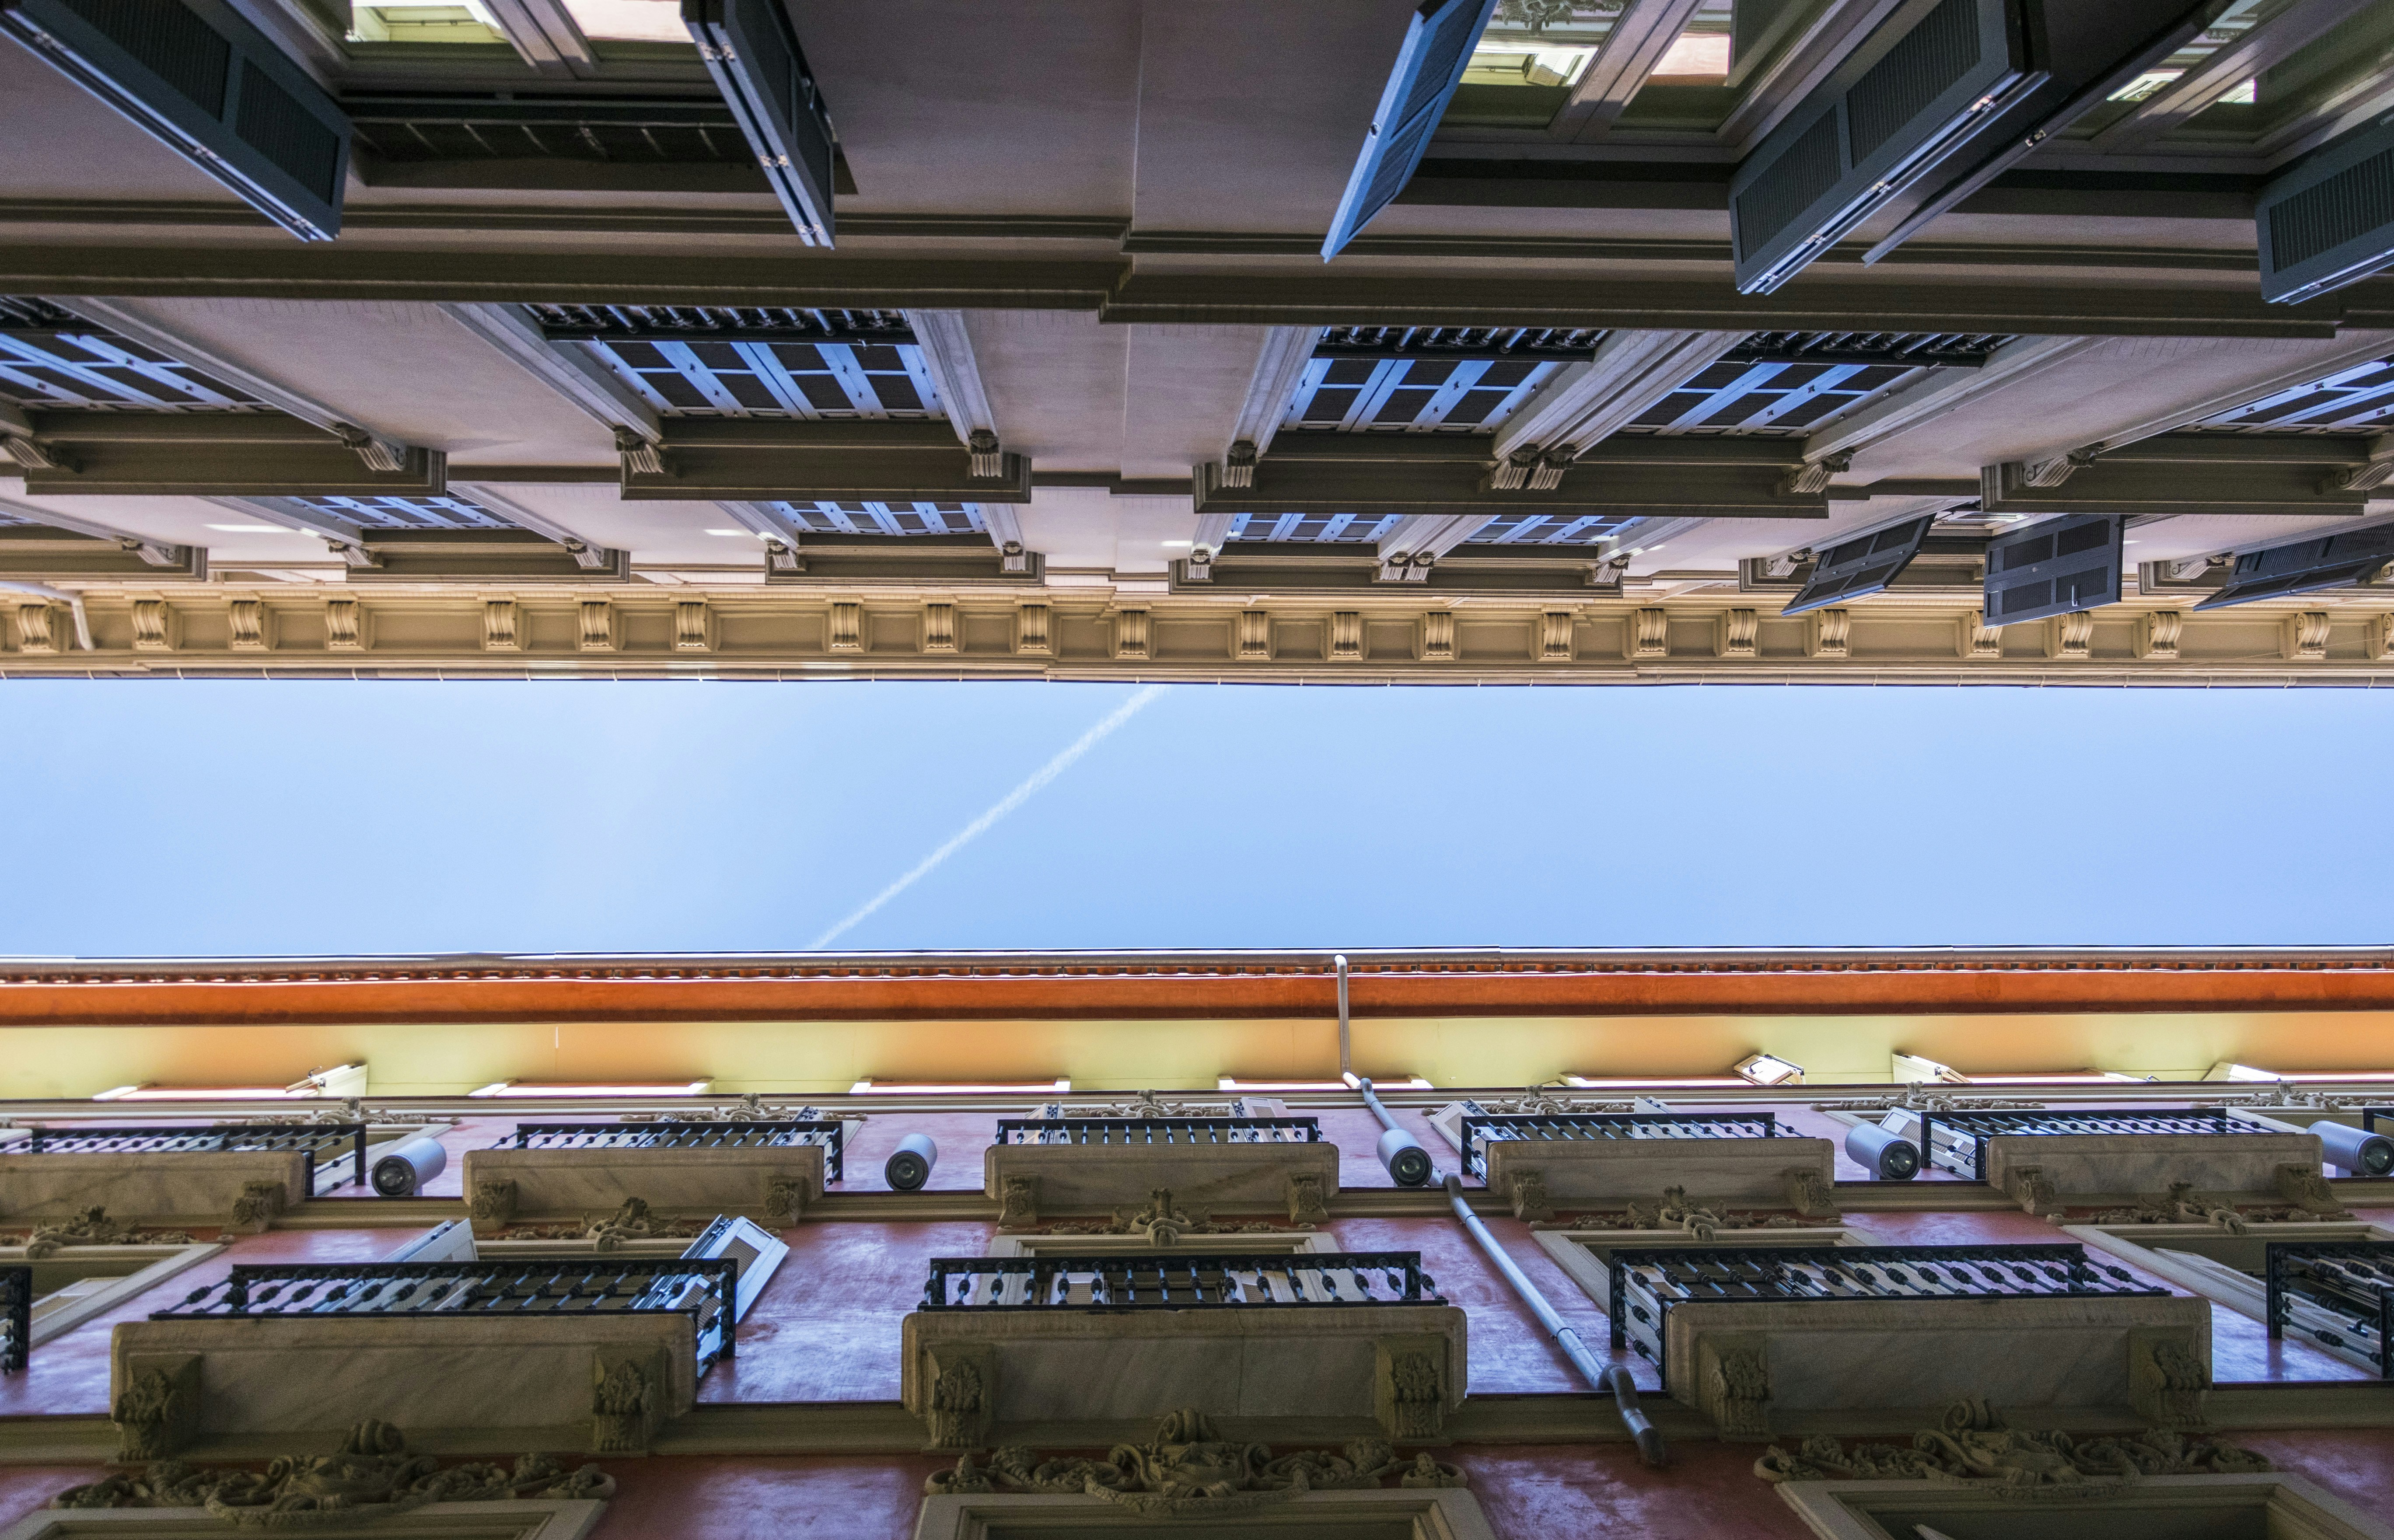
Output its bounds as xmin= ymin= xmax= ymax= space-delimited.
xmin=1782 ymin=514 xmax=1933 ymax=616
xmin=0 ymin=0 xmax=349 ymax=241
xmin=1982 ymin=513 xmax=2121 ymax=626
xmin=684 ymin=0 xmax=837 ymax=246
xmin=1321 ymin=0 xmax=1499 ymax=260
xmin=2259 ymin=115 xmax=2394 ymax=304
xmin=2195 ymin=525 xmax=2394 ymax=610
xmin=1730 ymin=0 xmax=2031 ymax=294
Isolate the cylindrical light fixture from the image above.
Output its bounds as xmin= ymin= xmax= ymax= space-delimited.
xmin=1845 ymin=1122 xmax=1921 ymax=1180
xmin=370 ymin=1135 xmax=448 ymax=1198
xmin=2312 ymin=1119 xmax=2394 ymax=1177
xmin=886 ymin=1132 xmax=939 ymax=1191
xmin=1378 ymin=1125 xmax=1433 ymax=1187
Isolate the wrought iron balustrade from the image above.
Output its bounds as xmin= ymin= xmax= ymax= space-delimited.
xmin=1606 ymin=1244 xmax=2162 ymax=1384
xmin=149 ymin=1257 xmax=740 ymax=1371
xmin=1915 ymin=1107 xmax=2237 ymax=1180
xmin=919 ymin=1252 xmax=1435 ymax=1310
xmin=491 ymin=1120 xmax=843 ymax=1183
xmin=1 ymin=1266 xmax=27 ymax=1374
xmin=2366 ymin=1108 xmax=2391 ymax=1135
xmin=993 ymin=1117 xmax=1322 ymax=1148
xmin=1456 ymin=1111 xmax=1779 ymax=1181
xmin=17 ymin=1123 xmax=369 ymax=1193
xmin=2267 ymin=1241 xmax=2394 ymax=1378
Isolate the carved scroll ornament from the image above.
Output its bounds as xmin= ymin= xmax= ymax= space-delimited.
xmin=58 ymin=1419 xmax=613 ymax=1526
xmin=14 ymin=1208 xmax=196 ymax=1257
xmin=1755 ymin=1400 xmax=2268 ymax=1492
xmin=924 ymin=1407 xmax=1464 ymax=1519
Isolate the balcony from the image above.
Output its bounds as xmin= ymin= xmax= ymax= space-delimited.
xmin=1608 ymin=1243 xmax=2205 ymax=1437
xmin=1900 ymin=1107 xmax=2328 ymax=1213
xmin=0 ymin=1122 xmax=369 ymax=1232
xmin=902 ymin=1252 xmax=1464 ymax=1445
xmin=1444 ymin=1109 xmax=1836 ymax=1222
xmin=113 ymin=1253 xmax=738 ymax=1458
xmin=2268 ymin=1240 xmax=2393 ymax=1378
xmin=461 ymin=1119 xmax=842 ymax=1234
xmin=984 ymin=1117 xmax=1339 ymax=1226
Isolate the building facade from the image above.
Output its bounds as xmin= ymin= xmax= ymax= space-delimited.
xmin=0 ymin=947 xmax=2390 ymax=1538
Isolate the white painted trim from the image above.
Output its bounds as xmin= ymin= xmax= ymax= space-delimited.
xmin=912 ymin=1488 xmax=1496 ymax=1540
xmin=1777 ymin=1474 xmax=2394 ymax=1540
xmin=439 ymin=303 xmax=659 ymax=438
xmin=1230 ymin=327 xmax=1321 ymax=454
xmin=0 ymin=1242 xmax=225 ymax=1347
xmin=1533 ymin=1227 xmax=1858 ymax=1313
xmin=905 ymin=311 xmax=998 ymax=440
xmin=986 ymin=1232 xmax=1335 ymax=1257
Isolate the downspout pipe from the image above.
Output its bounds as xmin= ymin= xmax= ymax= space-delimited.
xmin=1334 ymin=953 xmax=1350 ymax=1079
xmin=1443 ymin=1173 xmax=1666 ymax=1467
xmin=1356 ymin=1076 xmax=1433 ymax=1187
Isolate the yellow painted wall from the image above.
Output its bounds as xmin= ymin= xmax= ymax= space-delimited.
xmin=1 ymin=1008 xmax=2390 ymax=1097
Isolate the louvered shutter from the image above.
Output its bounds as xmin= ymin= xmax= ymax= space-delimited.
xmin=1982 ymin=514 xmax=2121 ymax=626
xmin=684 ymin=0 xmax=837 ymax=246
xmin=1782 ymin=515 xmax=1933 ymax=616
xmin=2258 ymin=116 xmax=2394 ymax=304
xmin=0 ymin=0 xmax=349 ymax=241
xmin=1321 ymin=0 xmax=1499 ymax=260
xmin=2195 ymin=525 xmax=2394 ymax=610
xmin=1730 ymin=0 xmax=2029 ymax=294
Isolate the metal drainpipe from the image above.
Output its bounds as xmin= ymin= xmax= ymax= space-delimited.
xmin=1334 ymin=953 xmax=1351 ymax=1079
xmin=1442 ymin=1173 xmax=1666 ymax=1467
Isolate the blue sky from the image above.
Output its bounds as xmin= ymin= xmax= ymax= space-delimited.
xmin=0 ymin=679 xmax=2383 ymax=956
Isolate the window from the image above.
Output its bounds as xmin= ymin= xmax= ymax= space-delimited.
xmin=762 ymin=503 xmax=985 ymax=538
xmin=0 ymin=300 xmax=265 ymax=412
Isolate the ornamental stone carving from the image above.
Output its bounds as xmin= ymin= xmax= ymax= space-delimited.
xmin=500 ymin=1197 xmax=709 ymax=1248
xmin=469 ymin=1178 xmax=518 ymax=1233
xmin=1509 ymin=1170 xmax=1554 ymax=1223
xmin=2088 ymin=1182 xmax=2251 ymax=1232
xmin=1284 ymin=1173 xmax=1330 ymax=1225
xmin=1383 ymin=1351 xmax=1445 ymax=1440
xmin=2005 ymin=1166 xmax=2061 ymax=1217
xmin=1782 ymin=1167 xmax=1841 ymax=1219
xmin=2129 ymin=1331 xmax=2211 ymax=1430
xmin=764 ymin=1173 xmax=807 ymax=1227
xmin=1754 ymin=1400 xmax=2268 ymax=1488
xmin=1033 ymin=1187 xmax=1310 ymax=1245
xmin=2274 ymin=1163 xmax=2350 ymax=1217
xmin=227 ymin=1180 xmax=284 ymax=1234
xmin=58 ymin=1418 xmax=613 ymax=1524
xmin=926 ymin=1344 xmax=994 ymax=1452
xmin=922 ymin=1407 xmax=1464 ymax=1519
xmin=591 ymin=1352 xmax=660 ymax=1454
xmin=112 ymin=1358 xmax=200 ymax=1462
xmin=20 ymin=1207 xmax=195 ymax=1257
xmin=998 ymin=1175 xmax=1040 ymax=1228
xmin=1702 ymin=1339 xmax=1772 ymax=1439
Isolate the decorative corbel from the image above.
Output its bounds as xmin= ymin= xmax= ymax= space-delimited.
xmin=2128 ymin=1329 xmax=2210 ymax=1430
xmin=997 ymin=1174 xmax=1039 ymax=1228
xmin=1760 ymin=549 xmax=1808 ymax=580
xmin=966 ymin=430 xmax=1004 ymax=478
xmin=2275 ymin=1163 xmax=2351 ymax=1217
xmin=1779 ymin=452 xmax=1851 ymax=496
xmin=0 ymin=430 xmax=71 ymax=472
xmin=764 ymin=1172 xmax=807 ymax=1227
xmin=923 ymin=1342 xmax=995 ymax=1451
xmin=332 ymin=423 xmax=409 ymax=474
xmin=2019 ymin=447 xmax=2096 ymax=488
xmin=112 ymin=1355 xmax=201 ymax=1461
xmin=591 ymin=1348 xmax=665 ymax=1454
xmin=468 ymin=1177 xmax=518 ymax=1234
xmin=1373 ymin=1338 xmax=1449 ymax=1442
xmin=2004 ymin=1165 xmax=2060 ymax=1217
xmin=1488 ymin=447 xmax=1566 ymax=490
xmin=1221 ymin=439 xmax=1258 ymax=489
xmin=1508 ymin=1168 xmax=1554 ymax=1223
xmin=1284 ymin=1172 xmax=1330 ymax=1224
xmin=227 ymin=1180 xmax=284 ymax=1235
xmin=1696 ymin=1335 xmax=1771 ymax=1439
xmin=613 ymin=426 xmax=667 ymax=477
xmin=1782 ymin=1167 xmax=1841 ymax=1219
xmin=2326 ymin=432 xmax=2394 ymax=492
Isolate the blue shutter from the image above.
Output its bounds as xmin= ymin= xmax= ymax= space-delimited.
xmin=1321 ymin=0 xmax=1499 ymax=260
xmin=2258 ymin=115 xmax=2394 ymax=304
xmin=0 ymin=0 xmax=349 ymax=241
xmin=1983 ymin=514 xmax=2121 ymax=626
xmin=684 ymin=0 xmax=837 ymax=246
xmin=1782 ymin=515 xmax=1933 ymax=616
xmin=1730 ymin=0 xmax=2030 ymax=293
xmin=2195 ymin=525 xmax=2394 ymax=610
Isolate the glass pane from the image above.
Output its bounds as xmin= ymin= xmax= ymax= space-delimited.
xmin=347 ymin=2 xmax=509 ymax=44
xmin=1652 ymin=0 xmax=1733 ymax=85
xmin=563 ymin=0 xmax=691 ymax=43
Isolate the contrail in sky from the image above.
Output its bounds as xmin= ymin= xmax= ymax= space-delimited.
xmin=806 ymin=685 xmax=1169 ymax=949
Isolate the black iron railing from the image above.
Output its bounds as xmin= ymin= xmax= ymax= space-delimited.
xmin=1457 ymin=1111 xmax=1779 ymax=1181
xmin=2365 ymin=1107 xmax=2391 ymax=1135
xmin=1607 ymin=1244 xmax=2162 ymax=1386
xmin=19 ymin=1123 xmax=369 ymax=1192
xmin=2267 ymin=1241 xmax=2393 ymax=1378
xmin=150 ymin=1257 xmax=740 ymax=1371
xmin=0 ymin=1266 xmax=27 ymax=1374
xmin=491 ymin=1120 xmax=843 ymax=1183
xmin=993 ymin=1117 xmax=1322 ymax=1148
xmin=919 ymin=1252 xmax=1435 ymax=1310
xmin=1915 ymin=1107 xmax=2238 ymax=1181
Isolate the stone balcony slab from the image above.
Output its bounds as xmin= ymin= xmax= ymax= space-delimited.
xmin=0 ymin=1152 xmax=308 ymax=1231
xmin=1482 ymin=1137 xmax=1839 ymax=1222
xmin=1981 ymin=1133 xmax=2325 ymax=1212
xmin=981 ymin=1142 xmax=1341 ymax=1226
xmin=458 ymin=1145 xmax=827 ymax=1235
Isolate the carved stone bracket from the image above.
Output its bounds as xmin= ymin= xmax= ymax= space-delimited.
xmin=1754 ymin=1399 xmax=2270 ymax=1486
xmin=1509 ymin=1170 xmax=1554 ymax=1224
xmin=2003 ymin=1165 xmax=2061 ymax=1217
xmin=1698 ymin=1334 xmax=1772 ymax=1440
xmin=468 ymin=1178 xmax=519 ymax=1236
xmin=925 ymin=1341 xmax=995 ymax=1452
xmin=1284 ymin=1173 xmax=1330 ymax=1225
xmin=998 ymin=1175 xmax=1040 ymax=1229
xmin=2128 ymin=1329 xmax=2211 ymax=1431
xmin=1374 ymin=1337 xmax=1450 ymax=1442
xmin=22 ymin=1207 xmax=195 ymax=1257
xmin=591 ymin=1347 xmax=665 ymax=1455
xmin=1782 ymin=1167 xmax=1841 ymax=1220
xmin=113 ymin=1355 xmax=200 ymax=1462
xmin=2275 ymin=1163 xmax=2350 ymax=1217
xmin=764 ymin=1171 xmax=807 ymax=1227
xmin=226 ymin=1180 xmax=284 ymax=1236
